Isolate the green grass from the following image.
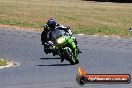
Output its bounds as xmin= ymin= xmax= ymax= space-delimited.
xmin=0 ymin=59 xmax=8 ymax=66
xmin=0 ymin=0 xmax=132 ymax=37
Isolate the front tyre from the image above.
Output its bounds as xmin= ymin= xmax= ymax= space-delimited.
xmin=64 ymin=47 xmax=76 ymax=65
xmin=75 ymin=59 xmax=79 ymax=64
xmin=70 ymin=58 xmax=79 ymax=65
xmin=69 ymin=59 xmax=75 ymax=65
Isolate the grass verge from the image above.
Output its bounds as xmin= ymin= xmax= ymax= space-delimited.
xmin=0 ymin=59 xmax=8 ymax=66
xmin=0 ymin=0 xmax=132 ymax=37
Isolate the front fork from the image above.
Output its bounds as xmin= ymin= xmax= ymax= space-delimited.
xmin=67 ymin=37 xmax=78 ymax=60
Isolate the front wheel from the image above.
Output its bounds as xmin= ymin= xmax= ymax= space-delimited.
xmin=75 ymin=59 xmax=79 ymax=64
xmin=64 ymin=47 xmax=77 ymax=65
xmin=69 ymin=58 xmax=79 ymax=65
xmin=69 ymin=60 xmax=75 ymax=65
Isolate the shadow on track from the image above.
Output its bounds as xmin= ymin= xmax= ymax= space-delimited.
xmin=38 ymin=57 xmax=72 ymax=66
xmin=40 ymin=57 xmax=61 ymax=60
xmin=36 ymin=63 xmax=72 ymax=67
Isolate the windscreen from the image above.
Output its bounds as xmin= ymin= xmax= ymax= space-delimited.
xmin=51 ymin=29 xmax=66 ymax=39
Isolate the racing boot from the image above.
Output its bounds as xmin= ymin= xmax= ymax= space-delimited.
xmin=52 ymin=50 xmax=58 ymax=56
xmin=44 ymin=43 xmax=52 ymax=54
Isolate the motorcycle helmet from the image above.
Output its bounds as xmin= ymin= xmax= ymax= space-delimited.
xmin=47 ymin=18 xmax=56 ymax=29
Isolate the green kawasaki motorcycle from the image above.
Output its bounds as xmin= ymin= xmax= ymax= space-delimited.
xmin=47 ymin=30 xmax=79 ymax=65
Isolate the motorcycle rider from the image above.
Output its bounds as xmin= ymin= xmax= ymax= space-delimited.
xmin=41 ymin=18 xmax=82 ymax=55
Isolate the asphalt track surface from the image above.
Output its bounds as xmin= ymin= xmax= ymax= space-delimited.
xmin=0 ymin=28 xmax=132 ymax=88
